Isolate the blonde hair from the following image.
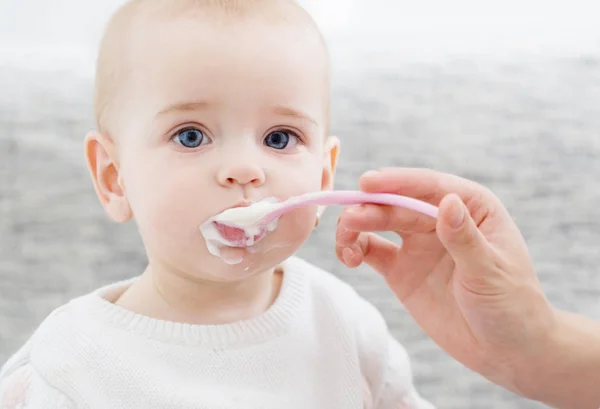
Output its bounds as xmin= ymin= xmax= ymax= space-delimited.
xmin=93 ymin=0 xmax=329 ymax=135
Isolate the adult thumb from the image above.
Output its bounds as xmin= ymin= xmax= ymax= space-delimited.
xmin=436 ymin=193 xmax=490 ymax=265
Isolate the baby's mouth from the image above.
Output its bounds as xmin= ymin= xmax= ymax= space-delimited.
xmin=199 ymin=197 xmax=281 ymax=265
xmin=212 ymin=221 xmax=268 ymax=247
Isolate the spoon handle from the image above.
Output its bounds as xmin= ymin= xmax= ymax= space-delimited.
xmin=264 ymin=190 xmax=439 ymax=222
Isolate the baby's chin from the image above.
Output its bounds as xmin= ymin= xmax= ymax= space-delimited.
xmin=196 ymin=245 xmax=294 ymax=282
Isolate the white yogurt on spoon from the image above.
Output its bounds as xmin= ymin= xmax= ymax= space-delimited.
xmin=213 ymin=198 xmax=280 ymax=230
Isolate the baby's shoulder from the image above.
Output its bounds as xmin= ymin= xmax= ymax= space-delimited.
xmin=2 ymin=294 xmax=102 ymax=384
xmin=0 ymin=294 xmax=109 ymax=407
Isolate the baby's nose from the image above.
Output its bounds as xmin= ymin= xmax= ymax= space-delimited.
xmin=217 ymin=162 xmax=266 ymax=187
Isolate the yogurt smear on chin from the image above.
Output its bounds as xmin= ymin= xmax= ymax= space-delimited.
xmin=199 ymin=197 xmax=281 ymax=265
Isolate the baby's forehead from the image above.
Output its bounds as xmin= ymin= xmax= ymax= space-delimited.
xmin=127 ymin=35 xmax=328 ymax=134
xmin=127 ymin=19 xmax=327 ymax=100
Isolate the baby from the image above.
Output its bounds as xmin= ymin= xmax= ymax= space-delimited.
xmin=0 ymin=1 xmax=434 ymax=408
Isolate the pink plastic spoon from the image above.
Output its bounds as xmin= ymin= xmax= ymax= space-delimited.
xmin=263 ymin=190 xmax=437 ymax=223
xmin=212 ymin=190 xmax=438 ymax=235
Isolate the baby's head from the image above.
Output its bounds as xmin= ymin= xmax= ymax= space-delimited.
xmin=85 ymin=0 xmax=339 ymax=281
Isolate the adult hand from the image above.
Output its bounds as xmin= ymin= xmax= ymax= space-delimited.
xmin=335 ymin=168 xmax=600 ymax=409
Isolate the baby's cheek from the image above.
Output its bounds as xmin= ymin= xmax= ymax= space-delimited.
xmin=278 ymin=206 xmax=317 ymax=243
xmin=134 ymin=184 xmax=203 ymax=241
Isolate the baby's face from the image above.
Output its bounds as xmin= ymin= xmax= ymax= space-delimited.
xmin=112 ymin=18 xmax=336 ymax=281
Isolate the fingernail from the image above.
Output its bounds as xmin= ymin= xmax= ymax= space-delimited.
xmin=448 ymin=197 xmax=465 ymax=229
xmin=363 ymin=170 xmax=379 ymax=178
xmin=342 ymin=247 xmax=355 ymax=264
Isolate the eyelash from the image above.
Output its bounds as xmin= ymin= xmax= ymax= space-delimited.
xmin=167 ymin=125 xmax=306 ymax=145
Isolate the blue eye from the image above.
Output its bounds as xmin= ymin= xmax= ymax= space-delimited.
xmin=264 ymin=130 xmax=299 ymax=150
xmin=173 ymin=128 xmax=207 ymax=148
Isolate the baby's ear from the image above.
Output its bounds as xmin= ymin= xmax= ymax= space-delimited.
xmin=321 ymin=135 xmax=340 ymax=191
xmin=318 ymin=136 xmax=340 ymax=219
xmin=84 ymin=131 xmax=132 ymax=223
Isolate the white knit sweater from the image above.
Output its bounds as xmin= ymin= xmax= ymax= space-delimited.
xmin=0 ymin=257 xmax=434 ymax=409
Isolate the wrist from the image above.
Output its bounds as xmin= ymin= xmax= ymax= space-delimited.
xmin=513 ymin=308 xmax=600 ymax=408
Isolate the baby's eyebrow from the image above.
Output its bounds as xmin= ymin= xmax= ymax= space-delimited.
xmin=272 ymin=106 xmax=318 ymax=127
xmin=155 ymin=101 xmax=318 ymax=127
xmin=156 ymin=101 xmax=212 ymax=117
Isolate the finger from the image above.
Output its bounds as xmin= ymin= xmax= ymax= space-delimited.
xmin=436 ymin=193 xmax=494 ymax=270
xmin=335 ymin=231 xmax=368 ymax=268
xmin=336 ymin=232 xmax=400 ymax=274
xmin=338 ymin=203 xmax=437 ymax=235
xmin=360 ymin=167 xmax=495 ymax=209
xmin=335 ymin=216 xmax=361 ymax=246
xmin=336 ymin=241 xmax=363 ymax=268
xmin=338 ymin=231 xmax=449 ymax=301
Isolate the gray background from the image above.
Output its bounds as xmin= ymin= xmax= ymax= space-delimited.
xmin=2 ymin=1 xmax=600 ymax=408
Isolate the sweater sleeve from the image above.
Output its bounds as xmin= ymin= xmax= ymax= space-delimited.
xmin=351 ymin=295 xmax=435 ymax=409
xmin=373 ymin=335 xmax=436 ymax=409
xmin=0 ymin=364 xmax=74 ymax=409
